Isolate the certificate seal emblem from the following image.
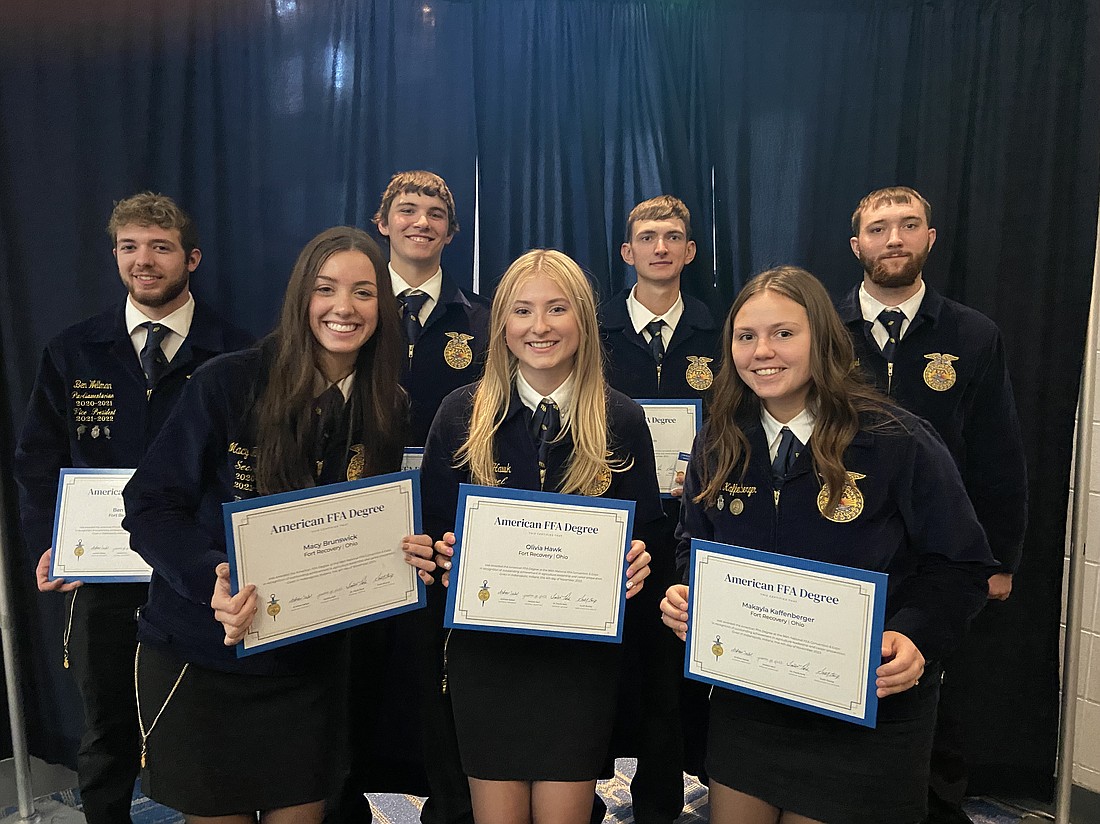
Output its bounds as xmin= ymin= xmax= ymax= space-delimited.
xmin=685 ymin=356 xmax=714 ymax=390
xmin=923 ymin=353 xmax=959 ymax=391
xmin=346 ymin=444 xmax=365 ymax=481
xmin=712 ymin=636 xmax=724 ymax=661
xmin=730 ymin=498 xmax=744 ymax=515
xmin=586 ymin=466 xmax=612 ymax=496
xmin=478 ymin=580 xmax=491 ymax=605
xmin=266 ymin=594 xmax=281 ymax=621
xmin=817 ymin=472 xmax=867 ymax=523
xmin=443 ymin=332 xmax=474 ymax=370
xmin=74 ymin=540 xmax=84 ymax=559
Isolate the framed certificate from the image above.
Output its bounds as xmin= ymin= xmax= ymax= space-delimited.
xmin=636 ymin=400 xmax=701 ymax=497
xmin=50 ymin=468 xmax=151 ymax=583
xmin=402 ymin=447 xmax=424 ymax=472
xmin=686 ymin=539 xmax=887 ymax=727
xmin=223 ymin=470 xmax=424 ymax=656
xmin=444 ymin=484 xmax=636 ymax=643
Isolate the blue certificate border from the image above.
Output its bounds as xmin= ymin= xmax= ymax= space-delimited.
xmin=685 ymin=538 xmax=887 ymax=728
xmin=636 ymin=399 xmax=701 ymax=499
xmin=443 ymin=484 xmax=636 ymax=644
xmin=222 ymin=469 xmax=425 ymax=657
xmin=51 ymin=467 xmax=148 ymax=583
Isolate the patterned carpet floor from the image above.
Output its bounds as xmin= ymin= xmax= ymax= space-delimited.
xmin=1 ymin=760 xmax=1034 ymax=823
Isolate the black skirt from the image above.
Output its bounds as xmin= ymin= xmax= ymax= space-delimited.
xmin=447 ymin=628 xmax=622 ymax=781
xmin=136 ymin=641 xmax=349 ymax=816
xmin=706 ymin=681 xmax=939 ymax=824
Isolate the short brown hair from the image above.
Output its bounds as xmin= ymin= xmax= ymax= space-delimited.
xmin=851 ymin=186 xmax=932 ymax=235
xmin=372 ymin=170 xmax=459 ymax=236
xmin=625 ymin=195 xmax=692 ymax=242
xmin=106 ymin=192 xmax=198 ymax=256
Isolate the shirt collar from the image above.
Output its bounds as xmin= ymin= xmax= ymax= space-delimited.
xmin=313 ymin=370 xmax=356 ymax=401
xmin=389 ymin=264 xmax=443 ymax=305
xmin=125 ymin=293 xmax=195 ymax=339
xmin=760 ymin=406 xmax=816 ymax=457
xmin=858 ymin=280 xmax=926 ymax=324
xmin=626 ymin=285 xmax=685 ymax=335
xmin=515 ymin=370 xmax=575 ymax=416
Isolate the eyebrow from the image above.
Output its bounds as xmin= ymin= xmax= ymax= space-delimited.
xmin=866 ymin=214 xmax=923 ymax=226
xmin=315 ymin=275 xmax=376 ymax=286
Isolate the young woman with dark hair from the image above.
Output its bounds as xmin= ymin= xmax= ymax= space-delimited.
xmin=123 ymin=226 xmax=436 ymax=824
xmin=660 ymin=266 xmax=996 ymax=824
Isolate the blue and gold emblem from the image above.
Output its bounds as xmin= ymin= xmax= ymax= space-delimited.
xmin=685 ymin=356 xmax=714 ymax=390
xmin=923 ymin=353 xmax=959 ymax=391
xmin=586 ymin=465 xmax=612 ymax=496
xmin=444 ymin=332 xmax=475 ymax=370
xmin=347 ymin=444 xmax=365 ymax=480
xmin=817 ymin=472 xmax=866 ymax=523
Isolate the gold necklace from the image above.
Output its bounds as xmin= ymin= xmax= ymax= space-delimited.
xmin=133 ymin=643 xmax=189 ymax=768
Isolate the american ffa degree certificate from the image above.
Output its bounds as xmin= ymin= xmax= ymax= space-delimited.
xmin=223 ymin=470 xmax=424 ymax=657
xmin=50 ymin=468 xmax=151 ymax=583
xmin=444 ymin=484 xmax=636 ymax=643
xmin=687 ymin=539 xmax=887 ymax=727
xmin=636 ymin=400 xmax=700 ymax=497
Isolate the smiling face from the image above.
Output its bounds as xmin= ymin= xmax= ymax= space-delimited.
xmin=113 ymin=223 xmax=199 ymax=319
xmin=505 ymin=273 xmax=581 ymax=396
xmin=621 ymin=217 xmax=697 ymax=287
xmin=308 ymin=250 xmax=379 ymax=382
xmin=731 ymin=290 xmax=813 ymax=423
xmin=377 ymin=191 xmax=454 ymax=282
xmin=850 ymin=201 xmax=936 ymax=298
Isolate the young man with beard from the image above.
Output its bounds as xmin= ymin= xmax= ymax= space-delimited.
xmin=836 ymin=186 xmax=1027 ymax=824
xmin=597 ymin=195 xmax=720 ymax=824
xmin=14 ymin=192 xmax=252 ymax=824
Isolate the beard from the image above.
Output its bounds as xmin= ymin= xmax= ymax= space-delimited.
xmin=861 ymin=245 xmax=929 ymax=289
xmin=127 ymin=272 xmax=189 ymax=309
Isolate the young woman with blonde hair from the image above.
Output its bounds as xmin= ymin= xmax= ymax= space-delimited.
xmin=423 ymin=249 xmax=663 ymax=824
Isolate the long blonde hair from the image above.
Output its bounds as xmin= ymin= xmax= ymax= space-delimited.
xmin=456 ymin=249 xmax=610 ymax=494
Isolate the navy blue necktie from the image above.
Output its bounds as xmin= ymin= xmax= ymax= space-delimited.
xmin=311 ymin=384 xmax=345 ymax=480
xmin=139 ymin=321 xmax=171 ymax=394
xmin=878 ymin=309 xmax=905 ymax=364
xmin=645 ymin=319 xmax=666 ymax=364
xmin=531 ymin=398 xmax=561 ymax=487
xmin=399 ymin=290 xmax=430 ymax=350
xmin=771 ymin=426 xmax=802 ymax=480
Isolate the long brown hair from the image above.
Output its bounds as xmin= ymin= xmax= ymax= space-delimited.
xmin=255 ymin=226 xmax=406 ymax=494
xmin=455 ymin=249 xmax=610 ymax=494
xmin=698 ymin=266 xmax=891 ymax=514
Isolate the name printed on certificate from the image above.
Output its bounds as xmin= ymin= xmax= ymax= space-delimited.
xmin=444 ymin=484 xmax=636 ymax=643
xmin=687 ymin=539 xmax=887 ymax=727
xmin=51 ymin=468 xmax=151 ymax=583
xmin=637 ymin=400 xmax=700 ymax=496
xmin=223 ymin=470 xmax=424 ymax=656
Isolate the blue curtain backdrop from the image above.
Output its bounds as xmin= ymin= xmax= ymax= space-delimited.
xmin=1 ymin=0 xmax=1097 ymax=799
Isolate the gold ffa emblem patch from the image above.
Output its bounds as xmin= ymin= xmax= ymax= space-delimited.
xmin=586 ymin=465 xmax=613 ymax=496
xmin=923 ymin=353 xmax=959 ymax=391
xmin=685 ymin=356 xmax=714 ymax=390
xmin=817 ymin=472 xmax=867 ymax=523
xmin=346 ymin=444 xmax=365 ymax=480
xmin=443 ymin=332 xmax=474 ymax=370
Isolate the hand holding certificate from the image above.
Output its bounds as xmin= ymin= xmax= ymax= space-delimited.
xmin=672 ymin=539 xmax=887 ymax=726
xmin=443 ymin=485 xmax=639 ymax=643
xmin=222 ymin=470 xmax=425 ymax=656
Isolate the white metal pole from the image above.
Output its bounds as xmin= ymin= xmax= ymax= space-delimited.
xmin=1054 ymin=193 xmax=1100 ymax=824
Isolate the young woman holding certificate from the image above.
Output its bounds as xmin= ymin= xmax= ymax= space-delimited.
xmin=122 ymin=227 xmax=437 ymax=823
xmin=422 ymin=249 xmax=663 ymax=824
xmin=659 ymin=266 xmax=995 ymax=824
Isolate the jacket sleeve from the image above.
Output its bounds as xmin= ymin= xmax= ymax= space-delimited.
xmin=14 ymin=345 xmax=72 ymax=558
xmin=122 ymin=364 xmax=231 ymax=605
xmin=885 ymin=420 xmax=996 ymax=660
xmin=419 ymin=392 xmax=470 ymax=542
xmin=960 ymin=330 xmax=1028 ymax=574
